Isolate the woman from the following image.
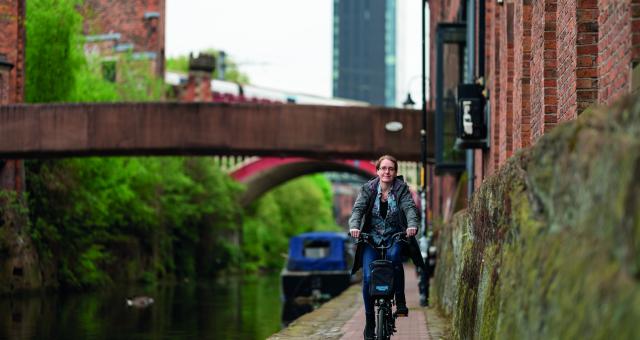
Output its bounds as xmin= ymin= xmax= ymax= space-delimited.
xmin=349 ymin=154 xmax=425 ymax=339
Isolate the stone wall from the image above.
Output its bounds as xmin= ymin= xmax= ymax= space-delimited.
xmin=433 ymin=95 xmax=640 ymax=339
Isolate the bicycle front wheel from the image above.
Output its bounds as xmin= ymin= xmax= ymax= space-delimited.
xmin=376 ymin=307 xmax=390 ymax=340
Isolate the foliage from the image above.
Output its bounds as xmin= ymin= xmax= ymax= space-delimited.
xmin=68 ymin=54 xmax=167 ymax=102
xmin=21 ymin=0 xmax=339 ymax=290
xmin=26 ymin=157 xmax=340 ymax=286
xmin=242 ymin=174 xmax=340 ymax=271
xmin=25 ymin=157 xmax=244 ymax=288
xmin=0 ymin=190 xmax=30 ymax=256
xmin=26 ymin=0 xmax=165 ymax=103
xmin=166 ymin=49 xmax=250 ymax=84
xmin=25 ymin=0 xmax=84 ymax=103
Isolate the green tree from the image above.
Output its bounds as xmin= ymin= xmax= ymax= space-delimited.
xmin=23 ymin=0 xmax=340 ymax=288
xmin=25 ymin=0 xmax=84 ymax=103
xmin=242 ymin=174 xmax=340 ymax=271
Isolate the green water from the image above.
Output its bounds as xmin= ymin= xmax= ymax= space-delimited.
xmin=0 ymin=274 xmax=284 ymax=340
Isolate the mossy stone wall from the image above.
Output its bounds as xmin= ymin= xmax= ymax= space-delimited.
xmin=434 ymin=96 xmax=640 ymax=339
xmin=0 ymin=192 xmax=43 ymax=293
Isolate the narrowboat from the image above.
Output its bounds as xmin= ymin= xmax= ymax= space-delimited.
xmin=281 ymin=231 xmax=354 ymax=302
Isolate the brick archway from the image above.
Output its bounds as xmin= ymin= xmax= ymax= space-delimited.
xmin=230 ymin=157 xmax=376 ymax=206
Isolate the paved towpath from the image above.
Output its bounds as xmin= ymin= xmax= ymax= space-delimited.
xmin=269 ymin=264 xmax=450 ymax=340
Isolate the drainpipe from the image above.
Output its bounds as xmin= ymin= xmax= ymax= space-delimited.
xmin=421 ymin=0 xmax=428 ymax=238
xmin=465 ymin=0 xmax=476 ymax=201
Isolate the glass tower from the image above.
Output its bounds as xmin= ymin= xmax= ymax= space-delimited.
xmin=333 ymin=0 xmax=396 ymax=107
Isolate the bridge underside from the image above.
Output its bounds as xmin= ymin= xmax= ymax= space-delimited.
xmin=240 ymin=159 xmax=375 ymax=206
xmin=0 ymin=103 xmax=434 ymax=161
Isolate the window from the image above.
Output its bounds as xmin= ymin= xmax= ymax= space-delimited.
xmin=435 ymin=23 xmax=467 ymax=174
xmin=303 ymin=240 xmax=331 ymax=259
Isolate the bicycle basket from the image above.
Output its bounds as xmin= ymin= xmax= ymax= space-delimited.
xmin=369 ymin=260 xmax=394 ymax=297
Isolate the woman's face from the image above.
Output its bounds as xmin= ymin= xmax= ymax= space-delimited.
xmin=377 ymin=159 xmax=396 ymax=184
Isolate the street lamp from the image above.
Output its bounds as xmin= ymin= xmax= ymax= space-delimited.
xmin=420 ymin=0 xmax=428 ymax=236
xmin=416 ymin=0 xmax=431 ymax=308
xmin=402 ymin=93 xmax=416 ymax=108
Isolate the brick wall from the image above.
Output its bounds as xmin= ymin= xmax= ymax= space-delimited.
xmin=427 ymin=0 xmax=465 ymax=222
xmin=429 ymin=0 xmax=639 ymax=194
xmin=491 ymin=1 xmax=502 ymax=172
xmin=513 ymin=0 xmax=533 ymax=150
xmin=499 ymin=3 xmax=515 ymax=162
xmin=80 ymin=0 xmax=165 ymax=77
xmin=529 ymin=1 xmax=541 ymax=147
xmin=598 ymin=0 xmax=632 ymax=105
xmin=428 ymin=0 xmax=462 ymax=109
xmin=558 ymin=0 xmax=578 ymax=123
xmin=575 ymin=1 xmax=599 ymax=113
xmin=633 ymin=0 xmax=640 ymax=63
xmin=0 ymin=0 xmax=25 ymax=193
xmin=0 ymin=0 xmax=24 ymax=104
xmin=180 ymin=71 xmax=212 ymax=102
xmin=477 ymin=0 xmax=495 ymax=188
xmin=543 ymin=1 xmax=559 ymax=134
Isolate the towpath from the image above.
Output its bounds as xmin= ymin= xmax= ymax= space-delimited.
xmin=268 ymin=264 xmax=450 ymax=339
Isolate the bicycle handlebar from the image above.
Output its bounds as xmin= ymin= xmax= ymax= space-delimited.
xmin=355 ymin=231 xmax=408 ymax=249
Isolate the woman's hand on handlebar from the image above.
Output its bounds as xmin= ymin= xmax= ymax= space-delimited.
xmin=406 ymin=227 xmax=417 ymax=237
xmin=349 ymin=229 xmax=360 ymax=238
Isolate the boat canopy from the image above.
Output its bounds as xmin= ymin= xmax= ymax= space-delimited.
xmin=287 ymin=231 xmax=348 ymax=271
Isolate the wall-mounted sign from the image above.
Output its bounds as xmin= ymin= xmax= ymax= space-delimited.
xmin=455 ymin=83 xmax=488 ymax=149
xmin=384 ymin=121 xmax=403 ymax=132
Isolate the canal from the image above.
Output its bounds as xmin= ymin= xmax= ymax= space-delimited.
xmin=1 ymin=273 xmax=286 ymax=340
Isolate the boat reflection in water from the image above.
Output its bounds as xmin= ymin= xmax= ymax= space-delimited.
xmin=280 ymin=231 xmax=355 ymax=325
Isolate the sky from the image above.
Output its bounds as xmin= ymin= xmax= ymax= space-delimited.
xmin=166 ymin=0 xmax=426 ymax=106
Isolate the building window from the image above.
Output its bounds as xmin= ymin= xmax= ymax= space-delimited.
xmin=435 ymin=23 xmax=467 ymax=174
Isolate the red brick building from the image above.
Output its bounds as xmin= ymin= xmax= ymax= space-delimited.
xmin=0 ymin=0 xmax=24 ymax=105
xmin=80 ymin=0 xmax=166 ymax=78
xmin=0 ymin=0 xmax=25 ymax=192
xmin=428 ymin=0 xmax=640 ymax=218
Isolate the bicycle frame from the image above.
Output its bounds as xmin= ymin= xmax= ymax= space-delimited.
xmin=357 ymin=232 xmax=407 ymax=340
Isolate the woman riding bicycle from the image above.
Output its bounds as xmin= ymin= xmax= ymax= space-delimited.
xmin=349 ymin=154 xmax=426 ymax=340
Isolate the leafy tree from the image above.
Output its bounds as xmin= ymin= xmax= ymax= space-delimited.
xmin=26 ymin=0 xmax=165 ymax=103
xmin=242 ymin=174 xmax=340 ymax=271
xmin=25 ymin=0 xmax=84 ymax=103
xmin=22 ymin=0 xmax=340 ymax=288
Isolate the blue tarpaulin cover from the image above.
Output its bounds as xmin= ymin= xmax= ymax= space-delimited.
xmin=286 ymin=231 xmax=348 ymax=271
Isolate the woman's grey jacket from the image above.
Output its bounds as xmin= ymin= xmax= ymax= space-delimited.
xmin=349 ymin=176 xmax=426 ymax=275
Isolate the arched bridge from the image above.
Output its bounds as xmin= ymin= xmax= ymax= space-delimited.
xmin=230 ymin=157 xmax=377 ymax=206
xmin=0 ymin=102 xmax=434 ymax=161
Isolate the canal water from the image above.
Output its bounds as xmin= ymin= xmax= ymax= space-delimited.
xmin=0 ymin=274 xmax=286 ymax=340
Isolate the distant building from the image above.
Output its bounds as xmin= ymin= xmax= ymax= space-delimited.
xmin=332 ymin=0 xmax=396 ymax=106
xmin=79 ymin=0 xmax=165 ymax=79
xmin=0 ymin=0 xmax=24 ymax=105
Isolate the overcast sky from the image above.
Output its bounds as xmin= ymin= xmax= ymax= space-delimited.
xmin=166 ymin=0 xmax=426 ymax=104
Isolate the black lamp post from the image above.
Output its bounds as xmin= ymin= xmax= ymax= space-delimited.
xmin=416 ymin=0 xmax=431 ymax=308
xmin=402 ymin=93 xmax=416 ymax=108
xmin=420 ymin=0 xmax=428 ymax=236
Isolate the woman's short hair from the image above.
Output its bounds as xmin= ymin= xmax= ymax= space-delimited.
xmin=375 ymin=154 xmax=398 ymax=170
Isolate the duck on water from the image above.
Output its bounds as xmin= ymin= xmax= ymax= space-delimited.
xmin=126 ymin=296 xmax=154 ymax=308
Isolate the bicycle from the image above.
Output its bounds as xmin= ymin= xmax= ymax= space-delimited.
xmin=356 ymin=231 xmax=408 ymax=340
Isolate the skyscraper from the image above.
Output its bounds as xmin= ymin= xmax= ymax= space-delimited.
xmin=333 ymin=0 xmax=396 ymax=107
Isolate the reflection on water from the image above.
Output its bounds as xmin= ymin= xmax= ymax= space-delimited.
xmin=281 ymin=300 xmax=315 ymax=327
xmin=0 ymin=274 xmax=283 ymax=340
